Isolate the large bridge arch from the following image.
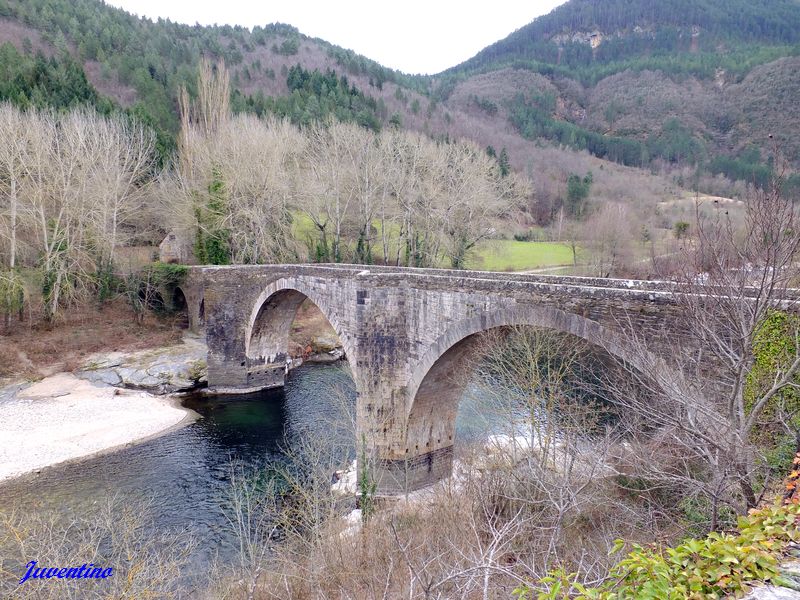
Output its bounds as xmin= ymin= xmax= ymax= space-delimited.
xmin=387 ymin=306 xmax=668 ymax=492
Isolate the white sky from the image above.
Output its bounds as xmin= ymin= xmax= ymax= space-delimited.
xmin=104 ymin=1 xmax=566 ymax=75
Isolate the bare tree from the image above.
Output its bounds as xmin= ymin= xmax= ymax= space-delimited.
xmin=176 ymin=75 xmax=304 ymax=264
xmin=300 ymin=120 xmax=361 ymax=263
xmin=10 ymin=108 xmax=158 ymax=321
xmin=0 ymin=105 xmax=33 ymax=326
xmin=430 ymin=141 xmax=529 ymax=269
xmin=611 ymin=163 xmax=800 ymax=524
xmin=466 ymin=327 xmax=637 ymax=580
xmin=21 ymin=108 xmax=90 ymax=320
xmin=346 ymin=124 xmax=387 ymax=264
xmin=383 ymin=129 xmax=431 ymax=267
xmin=583 ymin=202 xmax=636 ymax=277
xmin=201 ymin=115 xmax=303 ymax=263
xmin=86 ymin=112 xmax=157 ymax=266
xmin=178 ymin=58 xmax=230 ymax=177
xmin=221 ymin=462 xmax=281 ymax=600
xmin=0 ymin=104 xmax=29 ymax=273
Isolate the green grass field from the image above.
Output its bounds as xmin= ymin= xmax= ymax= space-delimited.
xmin=292 ymin=213 xmax=576 ymax=272
xmin=467 ymin=240 xmax=576 ymax=271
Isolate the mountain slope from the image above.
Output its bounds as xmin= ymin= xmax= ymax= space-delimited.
xmin=0 ymin=2 xmax=668 ymax=178
xmin=450 ymin=0 xmax=800 ymax=76
xmin=436 ymin=0 xmax=800 ymax=180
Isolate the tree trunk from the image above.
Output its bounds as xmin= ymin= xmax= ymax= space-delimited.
xmin=9 ymin=177 xmax=17 ymax=270
xmin=737 ymin=466 xmax=758 ymax=509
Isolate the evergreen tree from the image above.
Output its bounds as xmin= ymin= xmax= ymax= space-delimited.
xmin=498 ymin=147 xmax=510 ymax=177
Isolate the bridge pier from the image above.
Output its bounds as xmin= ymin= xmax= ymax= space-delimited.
xmin=366 ymin=335 xmax=480 ymax=495
xmin=207 ymin=344 xmax=291 ymax=393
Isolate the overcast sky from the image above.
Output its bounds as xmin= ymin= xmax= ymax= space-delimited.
xmin=104 ymin=1 xmax=565 ymax=74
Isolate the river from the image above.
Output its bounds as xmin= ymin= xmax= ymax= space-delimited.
xmin=0 ymin=362 xmax=498 ymax=574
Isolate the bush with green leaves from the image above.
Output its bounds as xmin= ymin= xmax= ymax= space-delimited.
xmin=674 ymin=221 xmax=690 ymax=239
xmin=516 ymin=501 xmax=800 ymax=600
xmin=745 ymin=311 xmax=800 ymax=421
xmin=193 ymin=169 xmax=231 ymax=266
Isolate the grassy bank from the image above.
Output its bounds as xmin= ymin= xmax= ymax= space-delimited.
xmin=468 ymin=240 xmax=576 ymax=271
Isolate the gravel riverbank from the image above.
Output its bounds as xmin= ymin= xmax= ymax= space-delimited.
xmin=0 ymin=372 xmax=193 ymax=483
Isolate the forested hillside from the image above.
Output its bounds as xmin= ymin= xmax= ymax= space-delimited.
xmin=0 ymin=0 xmax=424 ymax=157
xmin=0 ymin=0 xmax=798 ymax=249
xmin=436 ymin=0 xmax=800 ymax=194
xmin=0 ymin=0 xmax=674 ymax=233
xmin=1 ymin=0 xmax=798 ymax=191
xmin=451 ymin=0 xmax=800 ymax=76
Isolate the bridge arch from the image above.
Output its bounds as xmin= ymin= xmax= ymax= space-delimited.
xmin=244 ymin=278 xmax=355 ymax=371
xmin=171 ymin=286 xmax=189 ymax=329
xmin=398 ymin=305 xmax=664 ymax=489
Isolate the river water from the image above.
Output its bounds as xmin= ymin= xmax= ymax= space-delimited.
xmin=0 ymin=362 xmax=497 ymax=572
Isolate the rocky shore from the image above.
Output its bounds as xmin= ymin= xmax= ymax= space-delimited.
xmin=0 ymin=336 xmax=211 ymax=483
xmin=76 ymin=334 xmax=209 ymax=394
xmin=0 ymin=330 xmax=347 ymax=483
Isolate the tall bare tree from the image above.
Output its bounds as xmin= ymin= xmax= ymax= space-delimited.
xmin=583 ymin=202 xmax=636 ymax=277
xmin=383 ymin=129 xmax=429 ymax=267
xmin=300 ymin=120 xmax=360 ymax=263
xmin=183 ymin=114 xmax=303 ymax=263
xmin=85 ymin=111 xmax=157 ymax=266
xmin=178 ymin=58 xmax=230 ymax=179
xmin=0 ymin=104 xmax=30 ymax=272
xmin=612 ymin=163 xmax=800 ymax=524
xmin=427 ymin=140 xmax=529 ymax=269
xmin=0 ymin=105 xmax=32 ymax=325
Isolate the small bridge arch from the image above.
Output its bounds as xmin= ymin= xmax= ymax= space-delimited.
xmin=242 ymin=277 xmax=357 ymax=391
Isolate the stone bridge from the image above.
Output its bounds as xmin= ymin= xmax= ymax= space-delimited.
xmin=179 ymin=264 xmax=690 ymax=495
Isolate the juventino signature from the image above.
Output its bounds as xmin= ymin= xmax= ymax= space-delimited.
xmin=19 ymin=561 xmax=113 ymax=585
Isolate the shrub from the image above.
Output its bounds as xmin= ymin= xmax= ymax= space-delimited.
xmin=674 ymin=221 xmax=690 ymax=239
xmin=518 ymin=501 xmax=800 ymax=600
xmin=0 ymin=270 xmax=24 ymax=320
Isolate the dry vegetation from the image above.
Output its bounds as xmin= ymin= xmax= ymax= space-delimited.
xmin=0 ymin=299 xmax=183 ymax=380
xmin=0 ymin=15 xmax=704 ymax=228
xmin=0 ymin=496 xmax=199 ymax=599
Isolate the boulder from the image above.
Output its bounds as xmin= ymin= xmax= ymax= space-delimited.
xmin=77 ymin=369 xmax=123 ymax=387
xmin=76 ymin=338 xmax=208 ymax=394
